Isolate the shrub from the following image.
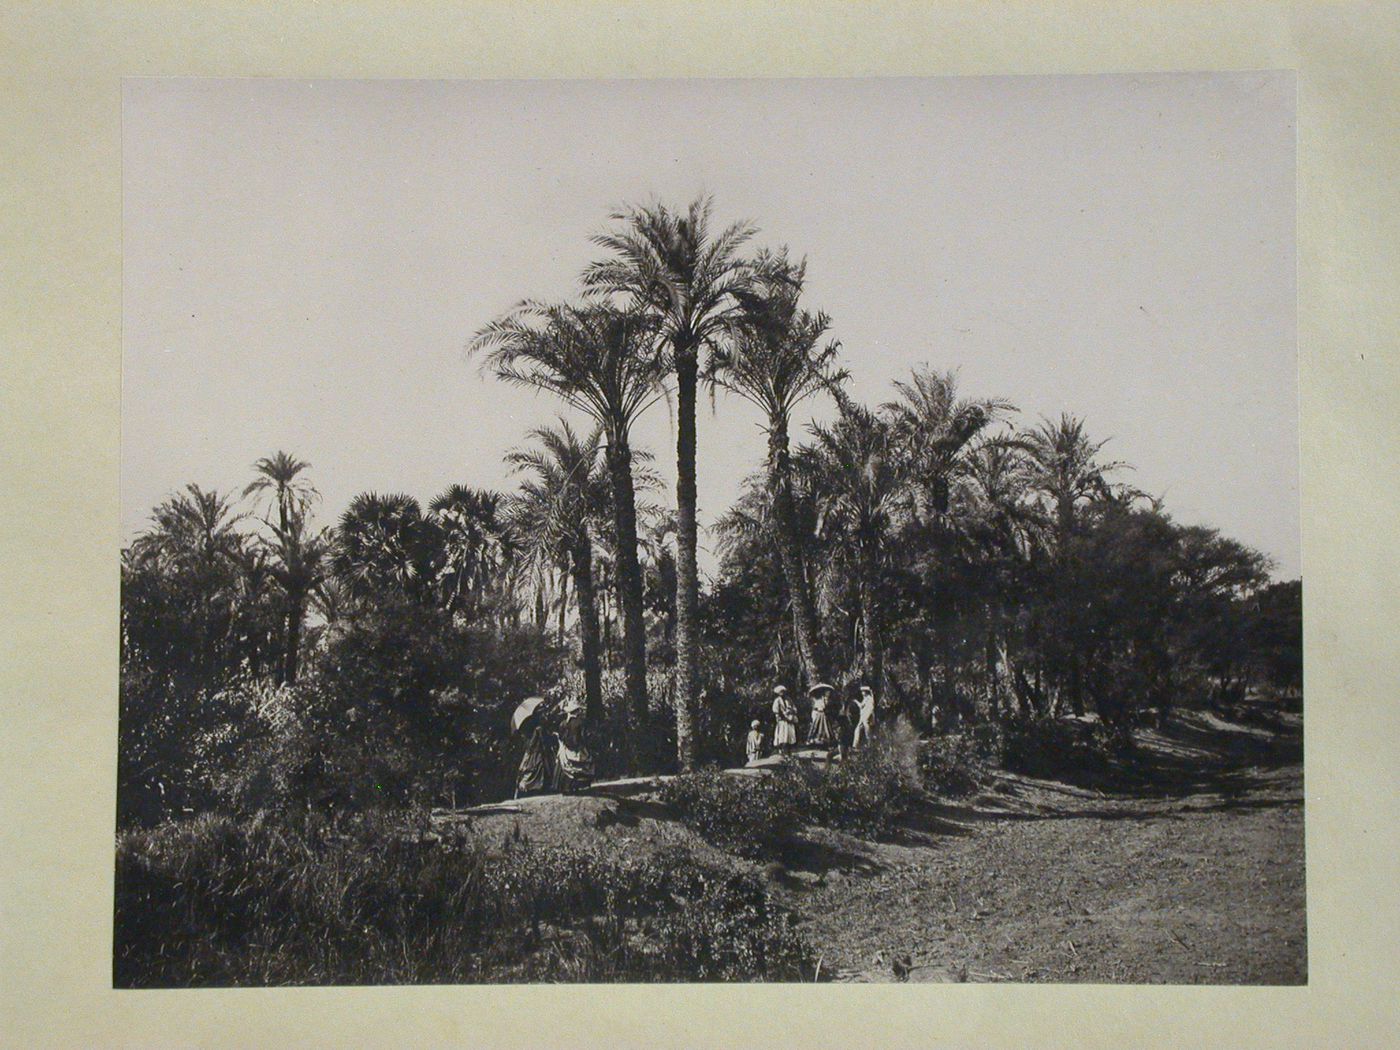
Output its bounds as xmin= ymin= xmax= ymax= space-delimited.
xmin=113 ymin=812 xmax=815 ymax=986
xmin=998 ymin=716 xmax=1116 ymax=780
xmin=662 ymin=718 xmax=930 ymax=849
xmin=659 ymin=770 xmax=804 ymax=859
xmin=919 ymin=733 xmax=985 ymax=799
xmin=801 ymin=717 xmax=926 ymax=837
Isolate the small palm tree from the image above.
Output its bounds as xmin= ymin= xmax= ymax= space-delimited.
xmin=584 ymin=195 xmax=759 ymax=770
xmin=1020 ymin=414 xmax=1128 ymax=717
xmin=333 ymin=492 xmax=432 ymax=603
xmin=129 ymin=484 xmax=248 ymax=675
xmin=505 ymin=420 xmax=608 ymax=724
xmin=243 ymin=451 xmax=317 ymax=535
xmin=262 ymin=510 xmax=330 ymax=684
xmin=1022 ymin=414 xmax=1127 ymax=544
xmin=471 ymin=301 xmax=663 ymax=735
xmin=884 ymin=367 xmax=1015 ymax=525
xmin=133 ymin=483 xmax=246 ymax=573
xmin=428 ymin=485 xmax=513 ymax=619
xmin=711 ymin=248 xmax=846 ymax=688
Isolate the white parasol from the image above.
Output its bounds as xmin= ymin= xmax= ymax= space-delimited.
xmin=510 ymin=696 xmax=547 ymax=733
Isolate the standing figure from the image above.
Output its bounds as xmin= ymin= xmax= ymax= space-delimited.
xmin=852 ymin=684 xmax=877 ymax=751
xmin=771 ymin=685 xmax=799 ymax=752
xmin=832 ymin=689 xmax=858 ymax=762
xmin=555 ymin=696 xmax=595 ymax=794
xmin=513 ymin=703 xmax=553 ymax=799
xmin=806 ymin=683 xmax=836 ymax=750
xmin=745 ymin=719 xmax=765 ymax=765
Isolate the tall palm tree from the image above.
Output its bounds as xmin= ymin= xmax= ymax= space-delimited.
xmin=243 ymin=451 xmax=317 ymax=535
xmin=802 ymin=399 xmax=906 ymax=697
xmin=505 ymin=420 xmax=608 ymax=725
xmin=584 ymin=195 xmax=758 ymax=770
xmin=471 ymin=301 xmax=664 ymax=735
xmin=711 ymin=249 xmax=845 ymax=688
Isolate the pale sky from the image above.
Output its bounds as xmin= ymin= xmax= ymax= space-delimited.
xmin=122 ymin=73 xmax=1298 ymax=579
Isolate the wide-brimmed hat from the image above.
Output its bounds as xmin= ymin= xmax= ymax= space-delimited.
xmin=751 ymin=719 xmax=762 ymax=729
xmin=773 ymin=685 xmax=788 ymax=695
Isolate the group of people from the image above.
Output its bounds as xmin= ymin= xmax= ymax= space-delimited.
xmin=513 ymin=695 xmax=595 ymax=799
xmin=511 ymin=680 xmax=879 ymax=800
xmin=747 ymin=682 xmax=877 ymax=765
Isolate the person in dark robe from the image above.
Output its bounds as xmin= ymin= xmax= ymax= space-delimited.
xmin=514 ymin=709 xmax=552 ymax=798
xmin=833 ymin=688 xmax=859 ymax=762
xmin=554 ymin=697 xmax=595 ymax=794
xmin=745 ymin=719 xmax=766 ymax=765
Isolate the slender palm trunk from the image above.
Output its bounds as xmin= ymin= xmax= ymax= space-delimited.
xmin=284 ymin=591 xmax=304 ymax=684
xmin=557 ymin=563 xmax=568 ymax=645
xmin=857 ymin=539 xmax=884 ymax=698
xmin=673 ymin=349 xmax=701 ymax=771
xmin=767 ymin=425 xmax=821 ymax=688
xmin=605 ymin=432 xmax=650 ymax=735
xmin=572 ymin=533 xmax=603 ymax=727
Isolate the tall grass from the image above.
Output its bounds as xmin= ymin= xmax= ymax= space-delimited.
xmin=114 ymin=810 xmax=814 ymax=986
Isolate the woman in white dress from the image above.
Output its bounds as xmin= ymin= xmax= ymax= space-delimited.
xmin=771 ymin=685 xmax=799 ymax=751
xmin=852 ymin=685 xmax=877 ymax=750
xmin=806 ymin=684 xmax=836 ymax=749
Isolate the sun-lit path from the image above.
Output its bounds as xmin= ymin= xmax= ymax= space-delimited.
xmin=790 ymin=762 xmax=1304 ymax=983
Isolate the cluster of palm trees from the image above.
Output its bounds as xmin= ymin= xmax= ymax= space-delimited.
xmin=469 ymin=196 xmax=900 ymax=769
xmin=122 ymin=454 xmax=520 ymax=691
xmin=467 ymin=194 xmax=1158 ymax=766
xmin=715 ymin=389 xmax=1152 ymax=723
xmin=124 ymin=193 xmax=1285 ymax=791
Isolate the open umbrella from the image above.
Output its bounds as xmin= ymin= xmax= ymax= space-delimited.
xmin=807 ymin=683 xmax=835 ymax=697
xmin=510 ymin=696 xmax=547 ymax=733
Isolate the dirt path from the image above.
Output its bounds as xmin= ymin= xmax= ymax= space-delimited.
xmin=786 ymin=742 xmax=1305 ymax=984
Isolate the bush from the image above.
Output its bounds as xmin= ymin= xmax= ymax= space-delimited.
xmin=113 ymin=812 xmax=815 ymax=986
xmin=919 ymin=733 xmax=985 ymax=799
xmin=662 ymin=718 xmax=930 ymax=850
xmin=659 ymin=770 xmax=805 ymax=859
xmin=801 ymin=718 xmax=925 ymax=837
xmin=998 ymin=716 xmax=1117 ymax=780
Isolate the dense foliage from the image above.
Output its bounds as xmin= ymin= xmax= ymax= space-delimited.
xmin=115 ymin=812 xmax=814 ymax=986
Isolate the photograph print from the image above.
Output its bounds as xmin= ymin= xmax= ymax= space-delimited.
xmin=117 ymin=73 xmax=1302 ymax=986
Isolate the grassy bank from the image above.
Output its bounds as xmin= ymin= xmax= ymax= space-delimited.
xmin=114 ymin=809 xmax=813 ymax=986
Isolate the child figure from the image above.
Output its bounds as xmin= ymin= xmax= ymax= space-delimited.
xmin=746 ymin=719 xmax=765 ymax=765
